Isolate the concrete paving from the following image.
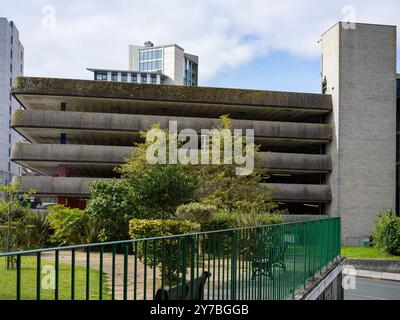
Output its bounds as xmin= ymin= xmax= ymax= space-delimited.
xmin=344 ymin=277 xmax=400 ymax=300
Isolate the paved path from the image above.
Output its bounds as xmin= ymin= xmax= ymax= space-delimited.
xmin=344 ymin=277 xmax=400 ymax=300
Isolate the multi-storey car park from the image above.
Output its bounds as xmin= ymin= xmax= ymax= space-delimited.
xmin=8 ymin=22 xmax=399 ymax=244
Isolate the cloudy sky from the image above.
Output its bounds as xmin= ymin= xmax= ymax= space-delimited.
xmin=2 ymin=0 xmax=400 ymax=93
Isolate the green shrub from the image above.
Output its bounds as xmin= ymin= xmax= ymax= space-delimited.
xmin=175 ymin=202 xmax=216 ymax=226
xmin=129 ymin=219 xmax=200 ymax=281
xmin=234 ymin=212 xmax=284 ymax=228
xmin=203 ymin=211 xmax=284 ymax=231
xmin=15 ymin=211 xmax=50 ymax=249
xmin=86 ymin=179 xmax=138 ymax=242
xmin=373 ymin=209 xmax=400 ymax=256
xmin=47 ymin=205 xmax=100 ymax=245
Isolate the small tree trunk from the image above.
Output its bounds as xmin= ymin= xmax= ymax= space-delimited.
xmin=6 ymin=201 xmax=13 ymax=269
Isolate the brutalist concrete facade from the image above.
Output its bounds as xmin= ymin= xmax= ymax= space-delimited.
xmin=10 ymin=77 xmax=333 ymax=212
xmin=9 ymin=22 xmax=399 ymax=243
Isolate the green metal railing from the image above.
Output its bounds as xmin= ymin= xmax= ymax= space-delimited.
xmin=0 ymin=217 xmax=340 ymax=300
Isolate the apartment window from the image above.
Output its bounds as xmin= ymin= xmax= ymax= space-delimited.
xmin=95 ymin=72 xmax=107 ymax=81
xmin=21 ymin=51 xmax=23 ymax=60
xmin=9 ymin=105 xmax=12 ymax=115
xmin=10 ymin=50 xmax=12 ymax=58
xmin=151 ymin=75 xmax=157 ymax=83
xmin=10 ymin=78 xmax=12 ymax=87
xmin=121 ymin=73 xmax=127 ymax=82
xmin=10 ymin=64 xmax=12 ymax=72
xmin=9 ymin=134 xmax=11 ymax=143
xmin=111 ymin=73 xmax=118 ymax=81
xmin=131 ymin=73 xmax=137 ymax=83
xmin=141 ymin=74 xmax=147 ymax=83
xmin=11 ymin=36 xmax=13 ymax=44
xmin=9 ymin=93 xmax=12 ymax=101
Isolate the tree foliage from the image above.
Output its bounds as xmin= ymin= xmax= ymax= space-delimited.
xmin=190 ymin=115 xmax=279 ymax=214
xmin=86 ymin=179 xmax=137 ymax=241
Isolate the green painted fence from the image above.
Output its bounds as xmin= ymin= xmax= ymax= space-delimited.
xmin=0 ymin=217 xmax=340 ymax=300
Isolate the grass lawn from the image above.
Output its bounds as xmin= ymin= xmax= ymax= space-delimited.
xmin=341 ymin=246 xmax=400 ymax=260
xmin=0 ymin=256 xmax=111 ymax=300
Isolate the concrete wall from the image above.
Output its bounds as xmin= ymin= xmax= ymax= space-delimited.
xmin=12 ymin=110 xmax=332 ymax=142
xmin=163 ymin=45 xmax=185 ymax=85
xmin=322 ymin=23 xmax=397 ymax=243
xmin=13 ymin=175 xmax=331 ymax=201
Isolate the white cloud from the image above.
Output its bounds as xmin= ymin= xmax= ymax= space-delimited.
xmin=2 ymin=0 xmax=399 ymax=84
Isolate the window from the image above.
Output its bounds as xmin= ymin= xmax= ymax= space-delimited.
xmin=10 ymin=78 xmax=12 ymax=87
xmin=111 ymin=73 xmax=118 ymax=81
xmin=10 ymin=64 xmax=12 ymax=72
xmin=9 ymin=105 xmax=12 ymax=115
xmin=95 ymin=72 xmax=107 ymax=81
xmin=131 ymin=73 xmax=137 ymax=82
xmin=10 ymin=50 xmax=12 ymax=58
xmin=121 ymin=73 xmax=127 ymax=82
xmin=151 ymin=75 xmax=157 ymax=83
xmin=139 ymin=49 xmax=162 ymax=72
xmin=141 ymin=74 xmax=147 ymax=83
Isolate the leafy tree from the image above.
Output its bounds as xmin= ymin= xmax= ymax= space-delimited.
xmin=129 ymin=164 xmax=198 ymax=219
xmin=118 ymin=126 xmax=198 ymax=220
xmin=86 ymin=179 xmax=138 ymax=241
xmin=191 ymin=115 xmax=279 ymax=214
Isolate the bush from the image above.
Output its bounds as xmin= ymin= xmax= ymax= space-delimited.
xmin=234 ymin=212 xmax=285 ymax=228
xmin=373 ymin=209 xmax=400 ymax=256
xmin=47 ymin=205 xmax=100 ymax=245
xmin=86 ymin=179 xmax=137 ymax=242
xmin=129 ymin=219 xmax=200 ymax=281
xmin=203 ymin=211 xmax=284 ymax=231
xmin=15 ymin=210 xmax=50 ymax=249
xmin=175 ymin=202 xmax=217 ymax=226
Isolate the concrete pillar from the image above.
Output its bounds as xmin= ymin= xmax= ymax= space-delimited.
xmin=321 ymin=23 xmax=397 ymax=244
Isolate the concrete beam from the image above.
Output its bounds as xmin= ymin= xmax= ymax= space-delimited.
xmin=12 ymin=77 xmax=333 ymax=111
xmin=12 ymin=176 xmax=108 ymax=196
xmin=267 ymin=183 xmax=332 ymax=202
xmin=11 ymin=143 xmax=332 ymax=176
xmin=12 ymin=110 xmax=332 ymax=144
xmin=13 ymin=175 xmax=332 ymax=202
